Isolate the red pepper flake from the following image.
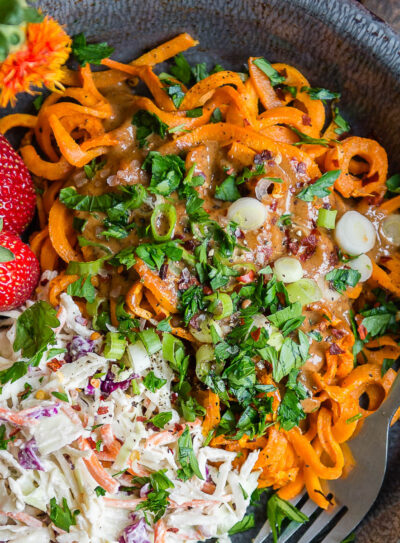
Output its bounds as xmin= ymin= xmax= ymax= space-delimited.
xmin=288 ymin=239 xmax=300 ymax=255
xmin=269 ymin=199 xmax=278 ymax=212
xmin=174 ymin=423 xmax=183 ymax=432
xmin=71 ymin=404 xmax=81 ymax=412
xmin=358 ymin=323 xmax=368 ymax=340
xmin=254 ymin=150 xmax=273 ymax=164
xmin=171 ymin=392 xmax=178 ymax=402
xmin=331 ymin=329 xmax=345 ymax=339
xmin=137 ymin=416 xmax=147 ymax=422
xmin=238 ymin=270 xmax=255 ymax=283
xmin=159 ymin=262 xmax=169 ymax=281
xmin=97 ymin=406 xmax=109 ymax=415
xmin=329 ymin=249 xmax=339 ymax=266
xmin=168 ymin=528 xmax=179 ymax=533
xmin=380 ymin=256 xmax=392 ymax=264
xmin=47 ymin=358 xmax=64 ymax=372
xmin=251 ymin=327 xmax=261 ymax=341
xmin=87 ymin=437 xmax=97 ymax=449
xmin=203 ymin=286 xmax=212 ymax=295
xmin=329 ymin=343 xmax=345 ymax=355
xmin=302 ymin=114 xmax=312 ymax=126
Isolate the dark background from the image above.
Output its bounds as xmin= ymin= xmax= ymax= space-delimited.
xmin=361 ymin=0 xmax=400 ymax=32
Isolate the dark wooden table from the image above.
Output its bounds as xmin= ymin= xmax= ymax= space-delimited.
xmin=360 ymin=0 xmax=400 ymax=32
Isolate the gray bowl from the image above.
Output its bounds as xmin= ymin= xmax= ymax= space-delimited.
xmin=8 ymin=1 xmax=400 ymax=541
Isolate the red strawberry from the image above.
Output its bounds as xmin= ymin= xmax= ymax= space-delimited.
xmin=0 ymin=231 xmax=40 ymax=311
xmin=0 ymin=135 xmax=36 ymax=234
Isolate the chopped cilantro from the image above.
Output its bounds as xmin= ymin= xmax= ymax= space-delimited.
xmin=296 ymin=170 xmax=341 ymax=201
xmin=267 ymin=494 xmax=308 ymax=543
xmin=177 ymin=426 xmax=203 ymax=481
xmin=142 ymin=151 xmax=185 ymax=196
xmin=301 ymin=86 xmax=340 ymax=101
xmin=290 ymin=126 xmax=331 ymax=146
xmin=84 ymin=158 xmax=105 ymax=179
xmin=215 ymin=175 xmax=241 ymax=202
xmin=132 ymin=110 xmax=168 ymax=147
xmin=67 ymin=275 xmax=96 ymax=303
xmin=325 ymin=268 xmax=361 ymax=293
xmin=228 ymin=514 xmax=255 ymax=535
xmin=333 ymin=106 xmax=351 ymax=136
xmin=94 ymin=486 xmax=106 ymax=497
xmin=143 ymin=371 xmax=167 ymax=392
xmin=148 ymin=411 xmax=172 ymax=429
xmin=135 ymin=240 xmax=182 ymax=271
xmin=72 ymin=33 xmax=114 ymax=66
xmin=252 ymin=57 xmax=285 ymax=87
xmin=49 ymin=497 xmax=79 ymax=532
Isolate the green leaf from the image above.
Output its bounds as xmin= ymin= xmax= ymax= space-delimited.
xmin=297 ymin=170 xmax=341 ymax=201
xmin=132 ymin=110 xmax=168 ymax=147
xmin=360 ymin=305 xmax=397 ymax=338
xmin=170 ymin=53 xmax=192 ymax=85
xmin=148 ymin=411 xmax=172 ymax=429
xmin=142 ymin=151 xmax=186 ymax=196
xmin=332 ymin=106 xmax=350 ymax=136
xmin=0 ymin=361 xmax=27 ymax=386
xmin=325 ymin=268 xmax=361 ymax=293
xmin=252 ymin=58 xmax=285 ymax=87
xmin=267 ymin=494 xmax=308 ymax=543
xmin=60 ymin=187 xmax=120 ymax=212
xmin=72 ymin=33 xmax=114 ymax=66
xmin=164 ymin=81 xmax=185 ymax=108
xmin=67 ymin=275 xmax=96 ymax=303
xmin=192 ymin=62 xmax=209 ymax=82
xmin=179 ymin=285 xmax=206 ymax=325
xmin=215 ymin=175 xmax=241 ymax=202
xmin=0 ymin=246 xmax=14 ymax=263
xmin=186 ymin=107 xmax=203 ymax=118
xmin=13 ymin=301 xmax=59 ymax=360
xmin=268 ymin=302 xmax=303 ymax=329
xmin=386 ymin=173 xmax=400 ymax=194
xmin=211 ymin=107 xmax=222 ymax=123
xmin=228 ymin=514 xmax=255 ymax=535
xmin=277 ymin=213 xmax=292 ymax=227
xmin=382 ymin=358 xmax=395 ymax=376
xmin=109 ymin=246 xmax=136 ymax=269
xmin=301 ymin=86 xmax=340 ymax=101
xmin=0 ymin=424 xmax=11 ymax=449
xmin=33 ymin=94 xmax=44 ymax=111
xmin=289 ymin=126 xmax=331 ymax=147
xmin=143 ymin=371 xmax=167 ymax=393
xmin=51 ymin=391 xmax=69 ymax=403
xmin=49 ymin=497 xmax=79 ymax=532
xmin=135 ymin=240 xmax=182 ymax=271
xmin=94 ymin=486 xmax=106 ymax=497
xmin=177 ymin=426 xmax=203 ymax=481
xmin=83 ymin=158 xmax=105 ymax=179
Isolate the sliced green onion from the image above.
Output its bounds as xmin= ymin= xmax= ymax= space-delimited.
xmin=286 ymin=278 xmax=322 ymax=306
xmin=103 ymin=332 xmax=127 ymax=360
xmin=274 ymin=257 xmax=303 ymax=283
xmin=205 ymin=293 xmax=233 ymax=320
xmin=150 ymin=203 xmax=177 ymax=241
xmin=86 ymin=297 xmax=107 ymax=330
xmin=162 ymin=333 xmax=185 ymax=371
xmin=317 ymin=208 xmax=337 ymax=229
xmin=195 ymin=344 xmax=216 ymax=382
xmin=139 ymin=329 xmax=162 ymax=355
xmin=267 ymin=331 xmax=284 ymax=350
xmin=181 ymin=248 xmax=196 ymax=267
xmin=230 ymin=261 xmax=257 ymax=274
xmin=66 ymin=257 xmax=107 ymax=276
xmin=131 ymin=379 xmax=140 ymax=395
xmin=382 ymin=214 xmax=400 ymax=245
xmin=189 ymin=315 xmax=222 ymax=343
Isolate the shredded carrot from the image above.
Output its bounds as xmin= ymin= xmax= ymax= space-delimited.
xmin=48 ymin=199 xmax=81 ymax=263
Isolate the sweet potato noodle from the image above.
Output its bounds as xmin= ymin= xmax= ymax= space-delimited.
xmin=2 ymin=33 xmax=400 ymax=540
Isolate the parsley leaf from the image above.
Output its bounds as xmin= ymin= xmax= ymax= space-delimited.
xmin=290 ymin=126 xmax=330 ymax=146
xmin=51 ymin=391 xmax=69 ymax=403
xmin=135 ymin=240 xmax=182 ymax=271
xmin=325 ymin=268 xmax=361 ymax=293
xmin=386 ymin=173 xmax=400 ymax=194
xmin=84 ymin=158 xmax=105 ymax=180
xmin=94 ymin=486 xmax=106 ymax=497
xmin=252 ymin=58 xmax=285 ymax=86
xmin=211 ymin=107 xmax=222 ymax=123
xmin=301 ymin=86 xmax=340 ymax=101
xmin=267 ymin=494 xmax=308 ymax=543
xmin=360 ymin=304 xmax=397 ymax=338
xmin=72 ymin=33 xmax=114 ymax=66
xmin=60 ymin=185 xmax=146 ymax=213
xmin=135 ymin=469 xmax=174 ymax=523
xmin=0 ymin=361 xmax=28 ymax=386
xmin=142 ymin=151 xmax=185 ymax=196
xmin=177 ymin=426 xmax=203 ymax=481
xmin=49 ymin=497 xmax=79 ymax=532
xmin=215 ymin=175 xmax=241 ymax=201
xmin=333 ymin=106 xmax=351 ymax=136
xmin=277 ymin=213 xmax=292 ymax=227
xmin=297 ymin=170 xmax=341 ymax=201
xmin=132 ymin=110 xmax=168 ymax=147
xmin=148 ymin=411 xmax=172 ymax=429
xmin=0 ymin=425 xmax=11 ymax=450
xmin=164 ymin=81 xmax=185 ymax=108
xmin=170 ymin=53 xmax=192 ymax=85
xmin=143 ymin=371 xmax=167 ymax=393
xmin=228 ymin=514 xmax=255 ymax=535
xmin=66 ymin=275 xmax=96 ymax=303
xmin=179 ymin=285 xmax=206 ymax=325
xmin=13 ymin=301 xmax=59 ymax=364
xmin=109 ymin=246 xmax=136 ymax=269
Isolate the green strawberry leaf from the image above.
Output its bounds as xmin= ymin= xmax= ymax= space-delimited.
xmin=0 ymin=246 xmax=14 ymax=263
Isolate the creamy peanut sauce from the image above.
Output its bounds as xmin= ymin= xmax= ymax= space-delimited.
xmin=66 ymin=81 xmax=395 ymax=397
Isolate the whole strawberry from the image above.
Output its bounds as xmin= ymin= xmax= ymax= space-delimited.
xmin=0 ymin=231 xmax=40 ymax=311
xmin=0 ymin=135 xmax=36 ymax=234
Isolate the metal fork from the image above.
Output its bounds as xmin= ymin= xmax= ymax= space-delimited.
xmin=254 ymin=371 xmax=400 ymax=543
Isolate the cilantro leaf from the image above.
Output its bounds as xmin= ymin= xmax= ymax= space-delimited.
xmin=109 ymin=246 xmax=136 ymax=269
xmin=277 ymin=213 xmax=292 ymax=227
xmin=132 ymin=110 xmax=168 ymax=147
xmin=135 ymin=469 xmax=174 ymax=523
xmin=135 ymin=240 xmax=182 ymax=271
xmin=142 ymin=151 xmax=185 ymax=196
xmin=333 ymin=106 xmax=350 ymax=136
xmin=325 ymin=268 xmax=361 ymax=293
xmin=94 ymin=486 xmax=106 ymax=497
xmin=192 ymin=62 xmax=209 ymax=82
xmin=49 ymin=497 xmax=79 ymax=532
xmin=164 ymin=81 xmax=185 ymax=108
xmin=66 ymin=275 xmax=96 ymax=303
xmin=84 ymin=158 xmax=105 ymax=180
xmin=252 ymin=58 xmax=285 ymax=87
xmin=228 ymin=514 xmax=255 ymax=535
xmin=179 ymin=285 xmax=206 ymax=325
xmin=360 ymin=304 xmax=397 ymax=338
xmin=0 ymin=425 xmax=12 ymax=450
xmin=215 ymin=175 xmax=241 ymax=201
xmin=72 ymin=33 xmax=114 ymax=66
xmin=296 ymin=170 xmax=341 ymax=201
xmin=211 ymin=107 xmax=222 ymax=123
xmin=177 ymin=426 xmax=203 ymax=481
xmin=386 ymin=173 xmax=400 ymax=194
xmin=14 ymin=301 xmax=59 ymax=360
xmin=143 ymin=371 xmax=167 ymax=393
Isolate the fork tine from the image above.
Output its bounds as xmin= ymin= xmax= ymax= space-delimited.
xmin=278 ymin=498 xmax=320 ymax=542
xmin=321 ymin=510 xmax=359 ymax=543
xmin=253 ymin=490 xmax=307 ymax=543
xmin=296 ymin=507 xmax=341 ymax=543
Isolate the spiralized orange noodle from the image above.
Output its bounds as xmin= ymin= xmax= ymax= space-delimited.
xmin=2 ymin=33 xmax=400 ymax=539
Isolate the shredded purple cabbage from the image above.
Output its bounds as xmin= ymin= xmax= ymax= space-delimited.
xmin=139 ymin=483 xmax=150 ymax=498
xmin=18 ymin=438 xmax=45 ymax=471
xmin=118 ymin=515 xmax=150 ymax=543
xmin=27 ymin=405 xmax=59 ymax=419
xmin=66 ymin=336 xmax=95 ymax=363
xmin=100 ymin=370 xmax=138 ymax=396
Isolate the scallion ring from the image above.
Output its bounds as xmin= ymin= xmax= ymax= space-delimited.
xmin=103 ymin=332 xmax=127 ymax=360
xmin=204 ymin=292 xmax=233 ymax=320
xmin=150 ymin=203 xmax=177 ymax=241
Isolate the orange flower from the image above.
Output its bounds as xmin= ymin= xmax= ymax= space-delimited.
xmin=0 ymin=16 xmax=71 ymax=108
